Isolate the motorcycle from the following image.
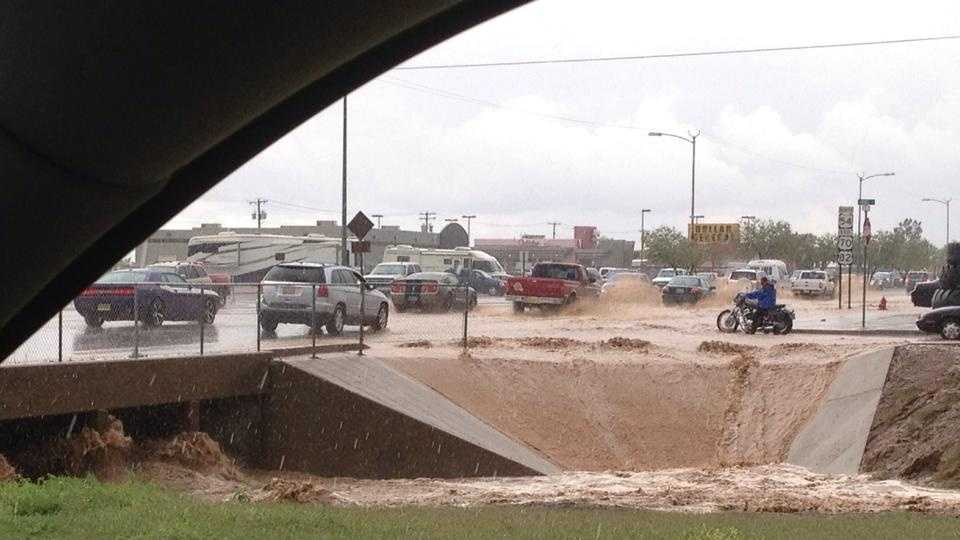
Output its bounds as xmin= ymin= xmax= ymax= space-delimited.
xmin=716 ymin=293 xmax=795 ymax=334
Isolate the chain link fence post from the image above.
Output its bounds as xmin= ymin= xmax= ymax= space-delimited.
xmin=256 ymin=283 xmax=262 ymax=352
xmin=199 ymin=285 xmax=205 ymax=356
xmin=58 ymin=309 xmax=63 ymax=362
xmin=358 ymin=281 xmax=366 ymax=356
xmin=462 ymin=284 xmax=469 ymax=354
xmin=311 ymin=283 xmax=318 ymax=359
xmin=130 ymin=284 xmax=140 ymax=359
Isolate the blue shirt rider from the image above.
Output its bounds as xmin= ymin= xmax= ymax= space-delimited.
xmin=744 ymin=276 xmax=776 ymax=326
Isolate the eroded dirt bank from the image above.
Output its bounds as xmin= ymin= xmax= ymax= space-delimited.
xmin=385 ymin=337 xmax=842 ymax=470
xmin=862 ymin=345 xmax=960 ymax=487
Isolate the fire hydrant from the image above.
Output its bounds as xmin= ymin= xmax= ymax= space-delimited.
xmin=878 ymin=296 xmax=887 ymax=311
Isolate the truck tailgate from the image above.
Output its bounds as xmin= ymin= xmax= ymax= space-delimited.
xmin=505 ymin=277 xmax=568 ymax=298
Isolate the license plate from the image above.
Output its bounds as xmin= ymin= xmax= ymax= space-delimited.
xmin=97 ymin=303 xmax=111 ymax=312
xmin=280 ymin=286 xmax=300 ymax=296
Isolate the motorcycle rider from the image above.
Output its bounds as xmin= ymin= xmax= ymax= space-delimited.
xmin=743 ymin=276 xmax=776 ymax=329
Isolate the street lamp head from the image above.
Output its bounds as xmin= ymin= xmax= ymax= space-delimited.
xmin=648 ymin=132 xmax=662 ymax=137
xmin=641 ymin=208 xmax=651 ymax=213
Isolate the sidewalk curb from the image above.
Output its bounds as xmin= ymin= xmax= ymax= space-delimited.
xmin=792 ymin=328 xmax=921 ymax=337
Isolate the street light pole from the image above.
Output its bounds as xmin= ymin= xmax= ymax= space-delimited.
xmin=649 ymin=130 xmax=700 ymax=238
xmin=852 ymin=171 xmax=894 ymax=309
xmin=922 ymin=198 xmax=952 ymax=246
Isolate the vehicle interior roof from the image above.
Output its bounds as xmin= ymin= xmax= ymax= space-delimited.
xmin=0 ymin=1 xmax=526 ymax=359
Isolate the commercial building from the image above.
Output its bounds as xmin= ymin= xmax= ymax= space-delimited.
xmin=135 ymin=220 xmax=468 ymax=271
xmin=475 ymin=226 xmax=635 ymax=274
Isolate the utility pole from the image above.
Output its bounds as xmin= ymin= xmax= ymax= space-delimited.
xmin=640 ymin=209 xmax=651 ymax=263
xmin=371 ymin=214 xmax=384 ymax=228
xmin=249 ymin=198 xmax=268 ymax=229
xmin=548 ymin=222 xmax=562 ymax=239
xmin=419 ymin=211 xmax=435 ymax=232
xmin=462 ymin=214 xmax=476 ymax=245
xmin=340 ymin=95 xmax=349 ymax=265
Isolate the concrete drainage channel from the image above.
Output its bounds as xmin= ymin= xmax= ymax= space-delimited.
xmin=0 ymin=352 xmax=557 ymax=480
xmin=2 ymin=342 xmax=960 ymax=489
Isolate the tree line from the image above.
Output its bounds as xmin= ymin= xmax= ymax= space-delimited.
xmin=643 ymin=218 xmax=944 ymax=272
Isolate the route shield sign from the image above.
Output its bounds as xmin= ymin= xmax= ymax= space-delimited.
xmin=837 ymin=206 xmax=855 ymax=267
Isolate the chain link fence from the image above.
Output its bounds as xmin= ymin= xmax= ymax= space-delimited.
xmin=3 ymin=279 xmax=480 ymax=365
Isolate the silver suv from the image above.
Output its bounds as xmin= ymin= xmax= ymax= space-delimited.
xmin=260 ymin=263 xmax=389 ymax=335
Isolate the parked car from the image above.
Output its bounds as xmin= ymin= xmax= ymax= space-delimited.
xmin=696 ymin=272 xmax=719 ymax=286
xmin=870 ymin=271 xmax=899 ymax=289
xmin=363 ymin=262 xmax=422 ymax=293
xmin=728 ymin=268 xmax=766 ymax=288
xmin=147 ymin=261 xmax=232 ymax=305
xmin=904 ymin=271 xmax=931 ymax=293
xmin=788 ymin=270 xmax=802 ymax=287
xmin=651 ymin=268 xmax=687 ymax=288
xmin=661 ymin=275 xmax=714 ymax=305
xmin=260 ymin=263 xmax=389 ymax=335
xmin=455 ymin=268 xmax=504 ymax=296
xmin=75 ymin=269 xmax=221 ymax=328
xmin=505 ymin=262 xmax=600 ymax=313
xmin=599 ymin=267 xmax=634 ymax=279
xmin=916 ymin=307 xmax=960 ymax=340
xmin=600 ymin=271 xmax=651 ymax=296
xmin=790 ymin=270 xmax=835 ymax=298
xmin=390 ymin=271 xmax=477 ymax=312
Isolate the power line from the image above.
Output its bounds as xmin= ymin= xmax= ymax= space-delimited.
xmin=395 ymin=34 xmax=960 ymax=70
xmin=270 ymin=200 xmax=339 ymax=214
xmin=382 ymin=77 xmax=645 ymax=130
xmin=384 ymin=78 xmax=859 ymax=175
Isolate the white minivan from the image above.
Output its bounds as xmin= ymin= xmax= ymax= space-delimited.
xmin=747 ymin=259 xmax=789 ymax=285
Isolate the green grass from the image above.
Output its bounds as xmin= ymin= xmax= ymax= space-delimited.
xmin=1 ymin=477 xmax=959 ymax=539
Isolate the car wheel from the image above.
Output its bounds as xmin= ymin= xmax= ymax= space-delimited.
xmin=372 ymin=303 xmax=389 ymax=331
xmin=564 ymin=294 xmax=577 ymax=307
xmin=260 ymin=317 xmax=278 ymax=333
xmin=144 ymin=298 xmax=165 ymax=327
xmin=442 ymin=294 xmax=454 ymax=312
xmin=488 ymin=286 xmax=498 ymax=296
xmin=83 ymin=314 xmax=104 ymax=328
xmin=202 ymin=298 xmax=217 ymax=324
xmin=940 ymin=318 xmax=960 ymax=340
xmin=326 ymin=304 xmax=345 ymax=336
xmin=716 ymin=310 xmax=739 ymax=333
xmin=513 ymin=302 xmax=525 ymax=314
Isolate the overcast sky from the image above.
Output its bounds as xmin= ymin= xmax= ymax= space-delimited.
xmin=167 ymin=0 xmax=960 ymax=246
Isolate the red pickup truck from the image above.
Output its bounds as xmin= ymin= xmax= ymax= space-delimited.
xmin=505 ymin=262 xmax=600 ymax=313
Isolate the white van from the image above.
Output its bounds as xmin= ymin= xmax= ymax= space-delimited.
xmin=382 ymin=246 xmax=508 ymax=276
xmin=747 ymin=259 xmax=789 ymax=285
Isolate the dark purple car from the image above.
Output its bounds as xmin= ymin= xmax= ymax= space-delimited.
xmin=74 ymin=269 xmax=220 ymax=328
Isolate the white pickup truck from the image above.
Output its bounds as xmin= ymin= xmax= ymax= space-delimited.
xmin=790 ymin=270 xmax=835 ymax=298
